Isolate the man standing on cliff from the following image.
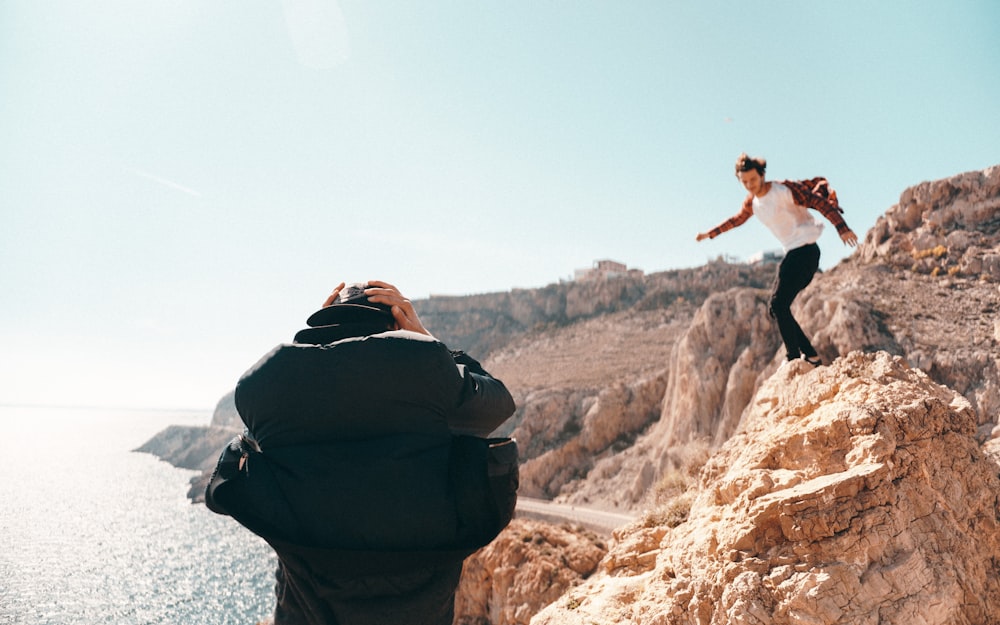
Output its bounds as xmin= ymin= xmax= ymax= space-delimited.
xmin=696 ymin=153 xmax=859 ymax=366
xmin=206 ymin=280 xmax=518 ymax=625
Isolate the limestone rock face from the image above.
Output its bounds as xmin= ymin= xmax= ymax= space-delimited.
xmin=858 ymin=164 xmax=1000 ymax=278
xmin=454 ymin=519 xmax=607 ymax=625
xmin=797 ymin=267 xmax=1000 ymax=427
xmin=136 ymin=394 xmax=243 ymax=504
xmin=484 ymin=293 xmax=747 ymax=508
xmin=531 ymin=352 xmax=1000 ymax=625
xmin=655 ymin=287 xmax=781 ymax=449
xmin=804 ymin=163 xmax=1000 ymax=425
xmin=515 ymin=373 xmax=668 ymax=500
xmin=486 ymin=282 xmax=780 ymax=510
xmin=133 ymin=424 xmax=237 ymax=472
xmin=538 ymin=288 xmax=781 ymax=511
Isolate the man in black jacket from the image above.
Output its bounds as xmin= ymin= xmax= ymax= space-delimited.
xmin=207 ymin=280 xmax=517 ymax=625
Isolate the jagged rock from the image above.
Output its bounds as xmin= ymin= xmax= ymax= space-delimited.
xmin=135 ymin=407 xmax=242 ymax=503
xmin=803 ymin=163 xmax=1000 ymax=426
xmin=454 ymin=519 xmax=607 ymax=625
xmin=133 ymin=424 xmax=237 ymax=472
xmin=531 ymin=351 xmax=1000 ymax=625
xmin=485 ymin=281 xmax=775 ymax=511
xmin=655 ymin=287 xmax=780 ymax=449
xmin=516 ymin=373 xmax=667 ymax=500
xmin=532 ymin=288 xmax=780 ymax=511
xmin=505 ymin=387 xmax=596 ymax=464
xmin=858 ymin=164 xmax=1000 ymax=277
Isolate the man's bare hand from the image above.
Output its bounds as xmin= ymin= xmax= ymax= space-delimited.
xmin=321 ymin=282 xmax=346 ymax=308
xmin=364 ymin=280 xmax=433 ymax=337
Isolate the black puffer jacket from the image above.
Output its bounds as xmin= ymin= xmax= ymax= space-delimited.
xmin=210 ymin=329 xmax=516 ymax=553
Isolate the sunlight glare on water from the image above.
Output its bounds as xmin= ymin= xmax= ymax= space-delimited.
xmin=0 ymin=406 xmax=276 ymax=625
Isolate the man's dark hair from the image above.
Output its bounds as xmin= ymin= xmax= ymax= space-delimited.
xmin=735 ymin=152 xmax=766 ymax=176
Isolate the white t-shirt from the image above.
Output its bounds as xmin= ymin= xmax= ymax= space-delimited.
xmin=753 ymin=182 xmax=824 ymax=251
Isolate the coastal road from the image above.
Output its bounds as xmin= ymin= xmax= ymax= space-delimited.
xmin=515 ymin=496 xmax=638 ymax=535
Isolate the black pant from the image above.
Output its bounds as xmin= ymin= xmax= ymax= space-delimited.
xmin=770 ymin=243 xmax=820 ymax=360
xmin=273 ymin=558 xmax=463 ymax=625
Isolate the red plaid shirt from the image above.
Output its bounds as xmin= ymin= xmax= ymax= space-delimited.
xmin=708 ymin=177 xmax=851 ymax=239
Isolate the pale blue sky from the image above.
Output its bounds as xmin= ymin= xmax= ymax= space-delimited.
xmin=2 ymin=1 xmax=998 ymax=409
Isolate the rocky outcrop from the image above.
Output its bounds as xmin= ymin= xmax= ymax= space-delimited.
xmin=858 ymin=164 xmax=1000 ymax=277
xmin=802 ymin=164 xmax=1000 ymax=424
xmin=454 ymin=519 xmax=607 ymax=625
xmin=464 ymin=266 xmax=778 ymax=509
xmin=133 ymin=424 xmax=236 ymax=472
xmin=515 ymin=373 xmax=668 ymax=500
xmin=136 ymin=392 xmax=242 ymax=501
xmin=799 ymin=265 xmax=1000 ymax=427
xmin=532 ymin=351 xmax=1000 ymax=625
xmin=546 ymin=287 xmax=781 ymax=511
xmin=655 ymin=287 xmax=781 ymax=449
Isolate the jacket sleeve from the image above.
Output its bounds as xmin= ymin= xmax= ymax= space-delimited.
xmin=707 ymin=195 xmax=754 ymax=238
xmin=784 ymin=178 xmax=852 ymax=235
xmin=448 ymin=350 xmax=516 ymax=437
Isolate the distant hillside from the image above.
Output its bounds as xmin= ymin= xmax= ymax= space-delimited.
xmin=418 ymin=260 xmax=776 ymax=361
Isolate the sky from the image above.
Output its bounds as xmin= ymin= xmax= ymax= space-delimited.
xmin=2 ymin=1 xmax=998 ymax=411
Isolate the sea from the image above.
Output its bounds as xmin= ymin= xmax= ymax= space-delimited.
xmin=0 ymin=405 xmax=276 ymax=625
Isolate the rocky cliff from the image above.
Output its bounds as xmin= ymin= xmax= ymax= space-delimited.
xmin=531 ymin=351 xmax=1000 ymax=625
xmin=455 ymin=519 xmax=607 ymax=625
xmin=135 ymin=390 xmax=242 ymax=500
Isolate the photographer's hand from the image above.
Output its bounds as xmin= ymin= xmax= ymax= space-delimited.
xmin=320 ymin=282 xmax=346 ymax=308
xmin=364 ymin=280 xmax=434 ymax=337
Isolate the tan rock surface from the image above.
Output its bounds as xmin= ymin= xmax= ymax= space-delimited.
xmin=455 ymin=519 xmax=607 ymax=625
xmin=531 ymin=351 xmax=1000 ymax=625
xmin=654 ymin=287 xmax=780 ymax=449
xmin=484 ymin=300 xmax=734 ymax=506
xmin=542 ymin=287 xmax=781 ymax=511
xmin=805 ymin=163 xmax=1000 ymax=424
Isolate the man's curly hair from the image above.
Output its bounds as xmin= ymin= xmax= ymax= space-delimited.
xmin=734 ymin=152 xmax=766 ymax=177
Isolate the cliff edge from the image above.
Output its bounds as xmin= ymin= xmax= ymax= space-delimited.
xmin=532 ymin=351 xmax=1000 ymax=625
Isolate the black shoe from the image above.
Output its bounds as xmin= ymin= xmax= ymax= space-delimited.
xmin=803 ymin=356 xmax=822 ymax=367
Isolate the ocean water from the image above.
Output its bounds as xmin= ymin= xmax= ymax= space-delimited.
xmin=0 ymin=406 xmax=276 ymax=625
